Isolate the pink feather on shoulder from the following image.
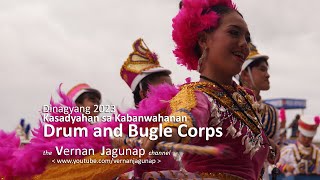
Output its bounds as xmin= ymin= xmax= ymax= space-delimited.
xmin=119 ymin=83 xmax=179 ymax=134
xmin=314 ymin=116 xmax=320 ymax=125
xmin=279 ymin=108 xmax=286 ymax=122
xmin=0 ymin=131 xmax=20 ymax=177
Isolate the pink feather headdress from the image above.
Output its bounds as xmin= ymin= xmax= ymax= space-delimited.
xmin=172 ymin=0 xmax=236 ymax=70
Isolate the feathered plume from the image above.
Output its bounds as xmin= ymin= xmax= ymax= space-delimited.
xmin=118 ymin=83 xmax=179 ymax=134
xmin=279 ymin=108 xmax=286 ymax=122
xmin=172 ymin=0 xmax=236 ymax=70
xmin=0 ymin=83 xmax=179 ymax=178
xmin=314 ymin=116 xmax=320 ymax=125
xmin=0 ymin=131 xmax=20 ymax=177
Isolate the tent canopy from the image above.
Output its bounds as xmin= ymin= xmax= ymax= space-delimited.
xmin=263 ymin=98 xmax=306 ymax=109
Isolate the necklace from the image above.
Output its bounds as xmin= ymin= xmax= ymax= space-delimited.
xmin=199 ymin=76 xmax=278 ymax=159
xmin=296 ymin=142 xmax=314 ymax=159
xmin=200 ymin=75 xmax=261 ymax=131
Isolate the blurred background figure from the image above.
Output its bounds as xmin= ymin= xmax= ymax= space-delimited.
xmin=289 ymin=114 xmax=300 ymax=139
xmin=15 ymin=118 xmax=31 ymax=146
xmin=277 ymin=115 xmax=320 ymax=176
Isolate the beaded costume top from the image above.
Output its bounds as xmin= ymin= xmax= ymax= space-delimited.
xmin=163 ymin=81 xmax=269 ymax=180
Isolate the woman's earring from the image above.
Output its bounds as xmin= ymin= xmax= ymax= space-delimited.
xmin=197 ymin=47 xmax=208 ymax=72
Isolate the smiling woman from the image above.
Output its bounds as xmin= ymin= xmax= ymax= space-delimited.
xmin=141 ymin=0 xmax=274 ymax=179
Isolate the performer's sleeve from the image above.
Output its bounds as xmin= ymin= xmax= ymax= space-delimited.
xmin=273 ymin=106 xmax=281 ymax=144
xmin=277 ymin=146 xmax=295 ymax=176
xmin=162 ymin=88 xmax=211 ymax=144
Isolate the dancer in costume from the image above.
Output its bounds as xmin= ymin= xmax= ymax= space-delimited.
xmin=0 ymin=38 xmax=179 ymax=179
xmin=277 ymin=115 xmax=320 ymax=176
xmin=0 ymin=10 xmax=252 ymax=179
xmin=118 ymin=38 xmax=179 ymax=179
xmin=0 ymin=49 xmax=232 ymax=180
xmin=142 ymin=0 xmax=279 ymax=179
xmin=0 ymin=40 xmax=180 ymax=180
xmin=0 ymin=84 xmax=105 ymax=179
xmin=239 ymin=43 xmax=280 ymax=179
xmin=239 ymin=43 xmax=280 ymax=142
